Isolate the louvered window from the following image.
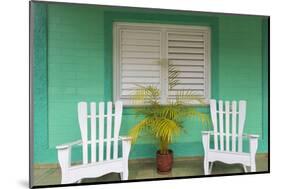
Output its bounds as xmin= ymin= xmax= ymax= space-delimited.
xmin=113 ymin=23 xmax=210 ymax=105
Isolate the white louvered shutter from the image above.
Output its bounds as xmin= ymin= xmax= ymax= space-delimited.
xmin=167 ymin=31 xmax=210 ymax=100
xmin=114 ymin=23 xmax=210 ymax=105
xmin=118 ymin=28 xmax=162 ymax=104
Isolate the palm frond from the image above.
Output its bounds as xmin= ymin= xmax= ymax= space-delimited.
xmin=175 ymin=90 xmax=206 ymax=105
xmin=151 ymin=118 xmax=181 ymax=144
xmin=168 ymin=63 xmax=180 ymax=90
xmin=131 ymin=85 xmax=161 ymax=106
xmin=129 ymin=118 xmax=153 ymax=144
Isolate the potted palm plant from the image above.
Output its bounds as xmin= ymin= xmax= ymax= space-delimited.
xmin=129 ymin=61 xmax=209 ymax=174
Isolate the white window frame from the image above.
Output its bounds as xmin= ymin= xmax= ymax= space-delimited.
xmin=113 ymin=22 xmax=211 ymax=106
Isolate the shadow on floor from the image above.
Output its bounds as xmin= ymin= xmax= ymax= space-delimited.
xmin=32 ymin=154 xmax=268 ymax=187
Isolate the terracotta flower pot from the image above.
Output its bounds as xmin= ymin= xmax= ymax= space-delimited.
xmin=156 ymin=150 xmax=173 ymax=174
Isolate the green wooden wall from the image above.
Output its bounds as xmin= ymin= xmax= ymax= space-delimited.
xmin=32 ymin=2 xmax=269 ymax=163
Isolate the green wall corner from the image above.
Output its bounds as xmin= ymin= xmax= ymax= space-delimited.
xmin=32 ymin=2 xmax=56 ymax=163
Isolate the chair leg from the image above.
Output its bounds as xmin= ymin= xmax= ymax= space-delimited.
xmin=61 ymin=175 xmax=72 ymax=184
xmin=209 ymin=162 xmax=214 ymax=174
xmin=202 ymin=132 xmax=210 ymax=175
xmin=243 ymin=165 xmax=248 ymax=172
xmin=121 ymin=139 xmax=131 ymax=180
xmin=120 ymin=169 xmax=128 ymax=180
xmin=62 ymin=178 xmax=80 ymax=184
xmin=250 ymin=152 xmax=257 ymax=172
xmin=249 ymin=136 xmax=258 ymax=172
xmin=250 ymin=151 xmax=257 ymax=172
xmin=58 ymin=148 xmax=72 ymax=184
xmin=61 ymin=176 xmax=67 ymax=184
xmin=250 ymin=161 xmax=256 ymax=172
xmin=204 ymin=158 xmax=209 ymax=175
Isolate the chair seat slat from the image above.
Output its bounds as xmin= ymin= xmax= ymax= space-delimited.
xmin=78 ymin=102 xmax=88 ymax=165
xmin=210 ymin=100 xmax=218 ymax=150
xmin=90 ymin=103 xmax=97 ymax=163
xmin=218 ymin=100 xmax=224 ymax=151
xmin=238 ymin=101 xmax=246 ymax=153
xmin=99 ymin=102 xmax=105 ymax=162
xmin=106 ymin=102 xmax=112 ymax=161
xmin=232 ymin=101 xmax=237 ymax=152
xmin=225 ymin=101 xmax=230 ymax=152
xmin=113 ymin=102 xmax=123 ymax=159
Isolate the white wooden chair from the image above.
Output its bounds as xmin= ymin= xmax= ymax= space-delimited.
xmin=202 ymin=99 xmax=259 ymax=175
xmin=56 ymin=101 xmax=131 ymax=184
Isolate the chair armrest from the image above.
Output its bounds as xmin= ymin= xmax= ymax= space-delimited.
xmin=56 ymin=140 xmax=82 ymax=150
xmin=244 ymin=134 xmax=259 ymax=154
xmin=120 ymin=136 xmax=132 ymax=160
xmin=119 ymin=136 xmax=132 ymax=141
xmin=202 ymin=131 xmax=211 ymax=151
xmin=202 ymin=131 xmax=212 ymax=135
xmin=243 ymin=134 xmax=259 ymax=139
xmin=202 ymin=131 xmax=259 ymax=139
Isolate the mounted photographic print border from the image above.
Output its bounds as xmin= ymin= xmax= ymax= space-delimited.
xmin=29 ymin=0 xmax=270 ymax=188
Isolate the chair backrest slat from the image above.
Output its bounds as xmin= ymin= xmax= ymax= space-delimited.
xmin=238 ymin=101 xmax=246 ymax=152
xmin=90 ymin=103 xmax=97 ymax=163
xmin=113 ymin=101 xmax=123 ymax=159
xmin=78 ymin=101 xmax=123 ymax=164
xmin=98 ymin=102 xmax=105 ymax=162
xmin=225 ymin=101 xmax=230 ymax=152
xmin=106 ymin=102 xmax=112 ymax=161
xmin=78 ymin=102 xmax=88 ymax=164
xmin=231 ymin=101 xmax=237 ymax=152
xmin=210 ymin=99 xmax=246 ymax=153
xmin=210 ymin=100 xmax=218 ymax=150
xmin=218 ymin=100 xmax=224 ymax=151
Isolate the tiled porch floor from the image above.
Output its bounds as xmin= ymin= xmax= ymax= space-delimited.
xmin=33 ymin=154 xmax=268 ymax=187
